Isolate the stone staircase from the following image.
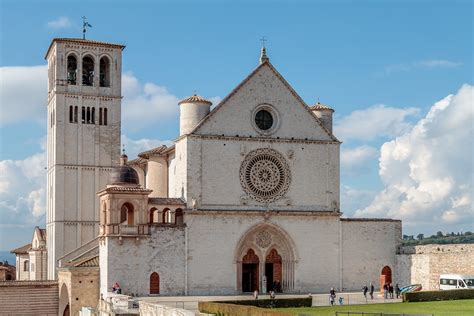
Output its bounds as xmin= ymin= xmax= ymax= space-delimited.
xmin=0 ymin=280 xmax=58 ymax=315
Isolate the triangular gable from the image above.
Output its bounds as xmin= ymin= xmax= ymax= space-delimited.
xmin=190 ymin=61 xmax=339 ymax=142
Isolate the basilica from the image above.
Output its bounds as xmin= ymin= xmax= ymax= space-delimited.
xmin=24 ymin=38 xmax=402 ymax=315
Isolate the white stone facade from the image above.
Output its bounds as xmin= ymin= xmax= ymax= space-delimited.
xmin=95 ymin=53 xmax=401 ymax=297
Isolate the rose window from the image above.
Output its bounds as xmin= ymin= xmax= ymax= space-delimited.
xmin=240 ymin=148 xmax=291 ymax=203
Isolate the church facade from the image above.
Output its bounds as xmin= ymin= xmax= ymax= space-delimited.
xmin=44 ymin=38 xmax=401 ymax=300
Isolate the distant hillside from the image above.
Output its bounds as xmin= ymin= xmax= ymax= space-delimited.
xmin=0 ymin=251 xmax=16 ymax=265
xmin=402 ymin=231 xmax=474 ymax=246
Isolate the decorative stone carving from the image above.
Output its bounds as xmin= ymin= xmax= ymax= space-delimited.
xmin=240 ymin=148 xmax=291 ymax=203
xmin=255 ymin=230 xmax=272 ymax=248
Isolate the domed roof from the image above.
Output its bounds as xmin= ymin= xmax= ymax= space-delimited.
xmin=109 ymin=154 xmax=139 ymax=185
xmin=178 ymin=94 xmax=212 ymax=106
xmin=310 ymin=101 xmax=334 ymax=112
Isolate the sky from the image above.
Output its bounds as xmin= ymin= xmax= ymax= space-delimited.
xmin=0 ymin=0 xmax=472 ymax=251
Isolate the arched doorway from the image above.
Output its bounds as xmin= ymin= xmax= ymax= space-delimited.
xmin=59 ymin=283 xmax=70 ymax=316
xmin=380 ymin=266 xmax=392 ymax=292
xmin=150 ymin=272 xmax=160 ymax=294
xmin=265 ymin=249 xmax=282 ymax=292
xmin=235 ymin=223 xmax=298 ymax=293
xmin=149 ymin=208 xmax=157 ymax=223
xmin=242 ymin=249 xmax=259 ymax=292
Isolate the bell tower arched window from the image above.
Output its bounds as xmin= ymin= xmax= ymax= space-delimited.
xmin=67 ymin=55 xmax=77 ymax=85
xmin=82 ymin=56 xmax=94 ymax=86
xmin=100 ymin=57 xmax=111 ymax=87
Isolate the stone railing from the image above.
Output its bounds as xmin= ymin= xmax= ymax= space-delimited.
xmin=139 ymin=301 xmax=195 ymax=316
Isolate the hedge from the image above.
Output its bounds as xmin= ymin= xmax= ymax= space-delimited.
xmin=403 ymin=289 xmax=474 ymax=302
xmin=198 ymin=298 xmax=312 ymax=315
xmin=198 ymin=302 xmax=293 ymax=316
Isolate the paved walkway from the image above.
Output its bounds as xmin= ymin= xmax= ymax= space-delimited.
xmin=138 ymin=292 xmax=403 ymax=315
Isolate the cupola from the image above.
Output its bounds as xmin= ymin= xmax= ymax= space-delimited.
xmin=109 ymin=154 xmax=139 ymax=185
xmin=178 ymin=94 xmax=212 ymax=136
xmin=310 ymin=101 xmax=334 ymax=134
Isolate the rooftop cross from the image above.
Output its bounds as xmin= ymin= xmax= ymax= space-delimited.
xmin=259 ymin=36 xmax=269 ymax=64
xmin=82 ymin=16 xmax=93 ymax=40
xmin=260 ymin=36 xmax=267 ymax=48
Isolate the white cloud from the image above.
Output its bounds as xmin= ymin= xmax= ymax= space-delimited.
xmin=0 ymin=66 xmax=47 ymax=126
xmin=341 ymin=185 xmax=377 ymax=217
xmin=121 ymin=72 xmax=221 ymax=132
xmin=341 ymin=145 xmax=378 ymax=174
xmin=335 ymin=105 xmax=419 ymax=141
xmin=0 ymin=151 xmax=46 ymax=227
xmin=121 ymin=135 xmax=173 ymax=159
xmin=47 ymin=16 xmax=71 ymax=29
xmin=355 ymin=84 xmax=474 ymax=233
xmin=385 ymin=59 xmax=463 ymax=75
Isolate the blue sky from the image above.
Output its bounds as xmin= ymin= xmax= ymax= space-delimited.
xmin=0 ymin=0 xmax=472 ymax=251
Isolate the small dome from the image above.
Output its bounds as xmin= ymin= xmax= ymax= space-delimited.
xmin=109 ymin=165 xmax=139 ymax=185
xmin=310 ymin=101 xmax=334 ymax=112
xmin=178 ymin=94 xmax=212 ymax=106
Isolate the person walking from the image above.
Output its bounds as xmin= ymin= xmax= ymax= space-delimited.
xmin=370 ymin=283 xmax=374 ymax=300
xmin=384 ymin=283 xmax=388 ymax=299
xmin=362 ymin=285 xmax=368 ymax=301
xmin=389 ymin=283 xmax=394 ymax=299
xmin=253 ymin=289 xmax=259 ymax=300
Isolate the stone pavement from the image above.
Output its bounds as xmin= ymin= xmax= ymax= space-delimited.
xmin=138 ymin=292 xmax=403 ymax=315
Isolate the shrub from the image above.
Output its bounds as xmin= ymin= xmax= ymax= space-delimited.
xmin=403 ymin=289 xmax=474 ymax=302
xmin=198 ymin=302 xmax=293 ymax=316
xmin=199 ymin=298 xmax=312 ymax=315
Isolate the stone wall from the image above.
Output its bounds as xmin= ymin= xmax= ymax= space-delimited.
xmin=0 ymin=280 xmax=58 ymax=315
xmin=341 ymin=219 xmax=402 ymax=291
xmin=59 ymin=267 xmax=100 ymax=316
xmin=397 ymin=243 xmax=474 ymax=290
xmin=100 ymin=225 xmax=186 ymax=297
xmin=139 ymin=301 xmax=194 ymax=316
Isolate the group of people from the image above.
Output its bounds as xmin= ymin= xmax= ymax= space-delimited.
xmin=362 ymin=283 xmax=375 ymax=300
xmin=383 ymin=282 xmax=401 ymax=299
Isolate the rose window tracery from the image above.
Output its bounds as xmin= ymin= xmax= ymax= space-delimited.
xmin=255 ymin=230 xmax=272 ymax=248
xmin=240 ymin=148 xmax=291 ymax=203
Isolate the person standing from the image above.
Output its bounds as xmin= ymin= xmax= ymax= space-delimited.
xmin=362 ymin=285 xmax=368 ymax=300
xmin=370 ymin=283 xmax=374 ymax=300
xmin=329 ymin=288 xmax=336 ymax=306
xmin=389 ymin=283 xmax=394 ymax=299
xmin=253 ymin=289 xmax=259 ymax=300
xmin=384 ymin=283 xmax=388 ymax=299
xmin=395 ymin=283 xmax=401 ymax=299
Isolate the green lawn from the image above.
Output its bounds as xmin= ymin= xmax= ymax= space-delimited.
xmin=277 ymin=299 xmax=474 ymax=316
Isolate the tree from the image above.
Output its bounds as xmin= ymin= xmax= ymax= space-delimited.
xmin=436 ymin=231 xmax=443 ymax=237
xmin=403 ymin=234 xmax=408 ymax=240
xmin=465 ymin=231 xmax=472 ymax=236
xmin=417 ymin=233 xmax=424 ymax=240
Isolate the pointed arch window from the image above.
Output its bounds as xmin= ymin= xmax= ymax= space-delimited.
xmin=100 ymin=57 xmax=111 ymax=87
xmin=24 ymin=260 xmax=29 ymax=272
xmin=67 ymin=55 xmax=77 ymax=85
xmin=82 ymin=56 xmax=94 ymax=86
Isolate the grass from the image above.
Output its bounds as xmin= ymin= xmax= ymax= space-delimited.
xmin=276 ymin=299 xmax=474 ymax=316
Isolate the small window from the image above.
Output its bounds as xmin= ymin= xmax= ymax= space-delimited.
xmin=74 ymin=106 xmax=78 ymax=123
xmin=67 ymin=55 xmax=77 ymax=85
xmin=23 ymin=260 xmax=29 ymax=272
xmin=81 ymin=106 xmax=86 ymax=123
xmin=99 ymin=108 xmax=103 ymax=125
xmin=69 ymin=106 xmax=73 ymax=123
xmin=255 ymin=109 xmax=273 ymax=130
xmin=104 ymin=108 xmax=108 ymax=126
xmin=86 ymin=107 xmax=91 ymax=124
xmin=91 ymin=107 xmax=95 ymax=124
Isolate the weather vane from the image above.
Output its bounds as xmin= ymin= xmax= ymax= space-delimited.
xmin=260 ymin=36 xmax=267 ymax=48
xmin=82 ymin=16 xmax=92 ymax=40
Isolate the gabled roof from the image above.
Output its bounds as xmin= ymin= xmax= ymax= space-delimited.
xmin=11 ymin=243 xmax=31 ymax=254
xmin=188 ymin=60 xmax=339 ymax=142
xmin=138 ymin=145 xmax=168 ymax=159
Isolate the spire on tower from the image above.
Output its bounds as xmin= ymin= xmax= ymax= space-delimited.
xmin=82 ymin=16 xmax=93 ymax=40
xmin=259 ymin=36 xmax=269 ymax=64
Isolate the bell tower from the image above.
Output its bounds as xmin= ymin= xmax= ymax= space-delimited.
xmin=45 ymin=38 xmax=125 ymax=279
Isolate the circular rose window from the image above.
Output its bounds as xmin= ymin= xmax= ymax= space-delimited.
xmin=240 ymin=148 xmax=291 ymax=203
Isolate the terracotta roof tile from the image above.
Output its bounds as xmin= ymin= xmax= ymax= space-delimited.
xmin=11 ymin=243 xmax=32 ymax=254
xmin=148 ymin=197 xmax=185 ymax=205
xmin=138 ymin=145 xmax=167 ymax=159
xmin=178 ymin=94 xmax=212 ymax=106
xmin=74 ymin=255 xmax=99 ymax=268
xmin=310 ymin=101 xmax=334 ymax=112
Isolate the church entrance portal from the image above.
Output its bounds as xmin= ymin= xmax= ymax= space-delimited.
xmin=380 ymin=266 xmax=392 ymax=292
xmin=265 ymin=249 xmax=282 ymax=292
xmin=242 ymin=249 xmax=259 ymax=292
